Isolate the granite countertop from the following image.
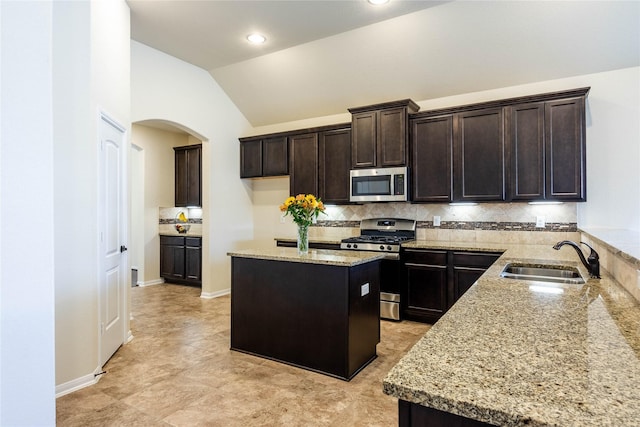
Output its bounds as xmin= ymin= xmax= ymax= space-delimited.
xmin=275 ymin=236 xmax=345 ymax=245
xmin=383 ymin=242 xmax=640 ymax=426
xmin=227 ymin=247 xmax=385 ymax=267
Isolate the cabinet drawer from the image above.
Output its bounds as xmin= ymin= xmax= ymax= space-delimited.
xmin=452 ymin=251 xmax=501 ymax=268
xmin=402 ymin=249 xmax=447 ymax=266
xmin=160 ymin=235 xmax=185 ymax=246
xmin=185 ymin=237 xmax=202 ymax=248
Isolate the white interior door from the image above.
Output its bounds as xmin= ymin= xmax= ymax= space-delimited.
xmin=98 ymin=112 xmax=128 ymax=365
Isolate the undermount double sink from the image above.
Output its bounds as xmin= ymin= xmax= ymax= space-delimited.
xmin=500 ymin=263 xmax=585 ymax=285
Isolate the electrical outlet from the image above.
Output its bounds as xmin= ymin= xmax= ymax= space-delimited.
xmin=536 ymin=216 xmax=546 ymax=228
xmin=280 ymin=215 xmax=285 ymax=224
xmin=433 ymin=216 xmax=441 ymax=227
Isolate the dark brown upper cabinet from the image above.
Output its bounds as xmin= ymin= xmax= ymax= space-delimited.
xmin=239 ymin=136 xmax=288 ymax=178
xmin=319 ymin=127 xmax=352 ymax=204
xmin=507 ymin=102 xmax=545 ymax=200
xmin=411 ymin=87 xmax=589 ymax=203
xmin=349 ymin=99 xmax=419 ymax=169
xmin=411 ymin=115 xmax=453 ymax=203
xmin=289 ymin=133 xmax=319 ymax=196
xmin=545 ymin=97 xmax=586 ymax=200
xmin=453 ymin=107 xmax=505 ymax=202
xmin=174 ymin=144 xmax=201 ymax=207
xmin=506 ymin=95 xmax=587 ymax=201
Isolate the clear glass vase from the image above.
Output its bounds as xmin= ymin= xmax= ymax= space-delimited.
xmin=297 ymin=223 xmax=309 ymax=255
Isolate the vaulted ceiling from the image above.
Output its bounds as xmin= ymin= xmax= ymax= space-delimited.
xmin=128 ymin=1 xmax=640 ymax=127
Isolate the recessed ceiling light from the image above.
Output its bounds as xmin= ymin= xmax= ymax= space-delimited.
xmin=247 ymin=33 xmax=266 ymax=44
xmin=368 ymin=0 xmax=389 ymax=5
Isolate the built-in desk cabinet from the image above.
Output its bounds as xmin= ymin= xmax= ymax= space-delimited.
xmin=160 ymin=235 xmax=202 ymax=286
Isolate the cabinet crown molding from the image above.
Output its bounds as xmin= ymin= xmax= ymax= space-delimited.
xmin=348 ymin=99 xmax=420 ymax=114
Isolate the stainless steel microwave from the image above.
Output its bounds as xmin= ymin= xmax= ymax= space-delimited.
xmin=349 ymin=166 xmax=408 ymax=202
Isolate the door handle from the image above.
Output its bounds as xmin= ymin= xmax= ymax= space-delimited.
xmin=120 ymin=245 xmax=128 ymax=253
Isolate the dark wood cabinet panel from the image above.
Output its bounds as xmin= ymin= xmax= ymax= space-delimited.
xmin=378 ymin=107 xmax=408 ymax=167
xmin=262 ymin=136 xmax=289 ymax=176
xmin=454 ymin=108 xmax=505 ymax=201
xmin=545 ymin=97 xmax=586 ymax=200
xmin=240 ymin=136 xmax=288 ymax=178
xmin=351 ymin=111 xmax=377 ymax=168
xmin=350 ymin=100 xmax=418 ymax=169
xmin=239 ymin=139 xmax=262 ymax=178
xmin=411 ymin=115 xmax=453 ymax=202
xmin=402 ymin=249 xmax=501 ymax=323
xmin=507 ymin=102 xmax=545 ymax=200
xmin=399 ymin=400 xmax=493 ymax=427
xmin=174 ymin=144 xmax=201 ymax=207
xmin=319 ymin=128 xmax=352 ymax=204
xmin=289 ymin=133 xmax=319 ymax=196
xmin=276 ymin=240 xmax=341 ymax=250
xmin=160 ymin=235 xmax=201 ymax=286
xmin=402 ymin=249 xmax=448 ymax=323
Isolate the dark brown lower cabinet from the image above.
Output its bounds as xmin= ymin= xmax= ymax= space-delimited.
xmin=399 ymin=400 xmax=493 ymax=427
xmin=402 ymin=248 xmax=501 ymax=323
xmin=160 ymin=235 xmax=201 ymax=286
xmin=230 ymin=256 xmax=380 ymax=380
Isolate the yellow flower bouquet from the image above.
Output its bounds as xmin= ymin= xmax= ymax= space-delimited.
xmin=280 ymin=194 xmax=326 ymax=254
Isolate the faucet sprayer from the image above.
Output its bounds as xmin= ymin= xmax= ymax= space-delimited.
xmin=552 ymin=240 xmax=601 ymax=279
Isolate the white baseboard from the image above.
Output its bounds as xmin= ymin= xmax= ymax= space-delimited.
xmin=138 ymin=278 xmax=164 ymax=287
xmin=200 ymin=288 xmax=230 ymax=299
xmin=55 ymin=366 xmax=102 ymax=398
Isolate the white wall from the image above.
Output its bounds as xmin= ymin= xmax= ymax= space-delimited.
xmin=1 ymin=2 xmax=56 ymax=424
xmin=131 ymin=41 xmax=254 ymax=296
xmin=248 ymin=67 xmax=640 ymax=242
xmin=54 ymin=0 xmax=130 ymax=392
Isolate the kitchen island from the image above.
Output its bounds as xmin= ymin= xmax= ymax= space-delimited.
xmin=383 ymin=242 xmax=640 ymax=426
xmin=227 ymin=247 xmax=385 ymax=380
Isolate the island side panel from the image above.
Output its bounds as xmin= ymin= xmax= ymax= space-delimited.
xmin=231 ymin=257 xmax=351 ymax=378
xmin=348 ymin=261 xmax=381 ymax=377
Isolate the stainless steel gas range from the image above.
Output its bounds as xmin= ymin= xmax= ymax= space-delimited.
xmin=340 ymin=218 xmax=416 ymax=320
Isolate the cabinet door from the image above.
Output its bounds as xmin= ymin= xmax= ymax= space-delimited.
xmin=240 ymin=139 xmax=262 ymax=178
xmin=452 ymin=267 xmax=484 ymax=302
xmin=453 ymin=108 xmax=505 ymax=201
xmin=289 ymin=133 xmax=319 ymax=196
xmin=351 ymin=111 xmax=377 ymax=168
xmin=262 ymin=136 xmax=288 ymax=176
xmin=160 ymin=243 xmax=185 ymax=280
xmin=378 ymin=107 xmax=408 ymax=167
xmin=175 ymin=145 xmax=201 ymax=207
xmin=411 ymin=115 xmax=453 ymax=202
xmin=507 ymin=103 xmax=545 ymax=200
xmin=185 ymin=245 xmax=201 ymax=282
xmin=319 ymin=128 xmax=351 ymax=204
xmin=545 ymin=97 xmax=586 ymax=201
xmin=404 ymin=263 xmax=448 ymax=323
xmin=402 ymin=249 xmax=448 ymax=323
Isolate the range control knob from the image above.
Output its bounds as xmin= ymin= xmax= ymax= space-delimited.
xmin=353 ymin=244 xmax=358 ymax=249
xmin=346 ymin=243 xmax=352 ymax=249
xmin=379 ymin=245 xmax=385 ymax=250
xmin=387 ymin=245 xmax=392 ymax=251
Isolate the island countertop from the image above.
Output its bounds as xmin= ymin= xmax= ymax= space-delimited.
xmin=383 ymin=242 xmax=640 ymax=426
xmin=227 ymin=247 xmax=385 ymax=267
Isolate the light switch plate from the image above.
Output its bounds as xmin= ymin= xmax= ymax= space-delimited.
xmin=536 ymin=216 xmax=546 ymax=228
xmin=433 ymin=216 xmax=441 ymax=227
xmin=361 ymin=283 xmax=370 ymax=297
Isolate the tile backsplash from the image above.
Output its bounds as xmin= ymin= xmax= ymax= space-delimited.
xmin=158 ymin=207 xmax=203 ymax=235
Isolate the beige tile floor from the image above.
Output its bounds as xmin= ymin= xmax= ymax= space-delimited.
xmin=57 ymin=284 xmax=430 ymax=426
